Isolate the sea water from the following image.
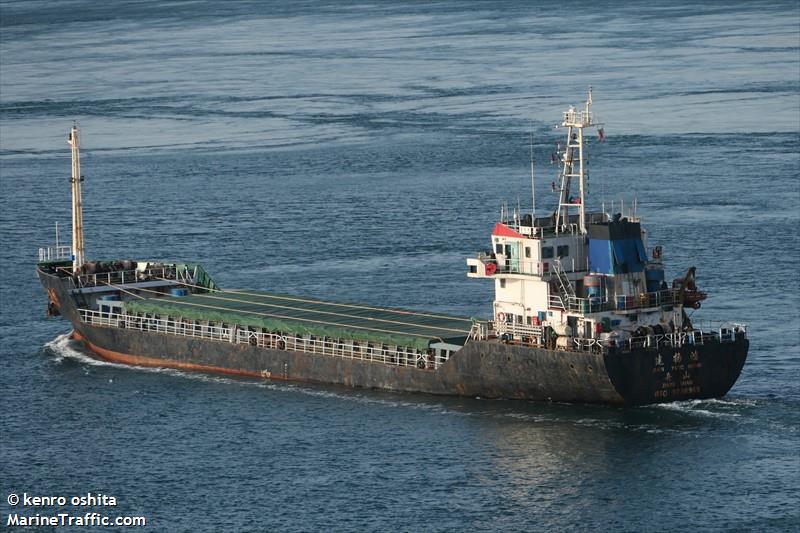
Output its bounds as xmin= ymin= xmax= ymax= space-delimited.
xmin=1 ymin=1 xmax=798 ymax=530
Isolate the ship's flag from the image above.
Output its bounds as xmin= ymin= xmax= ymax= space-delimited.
xmin=598 ymin=128 xmax=606 ymax=142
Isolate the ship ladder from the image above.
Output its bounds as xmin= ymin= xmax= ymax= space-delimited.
xmin=553 ymin=260 xmax=576 ymax=299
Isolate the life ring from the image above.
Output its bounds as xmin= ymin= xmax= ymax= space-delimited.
xmin=485 ymin=262 xmax=497 ymax=276
xmin=497 ymin=312 xmax=506 ymax=322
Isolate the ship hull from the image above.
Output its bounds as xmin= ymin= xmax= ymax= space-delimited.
xmin=66 ymin=322 xmax=747 ymax=405
xmin=39 ymin=269 xmax=748 ymax=406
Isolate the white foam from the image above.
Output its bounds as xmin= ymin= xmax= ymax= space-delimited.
xmin=44 ymin=332 xmax=269 ymax=388
xmin=697 ymin=397 xmax=758 ymax=408
xmin=45 ymin=332 xmax=128 ymax=369
xmin=651 ymin=398 xmax=745 ymax=419
xmin=285 ymin=384 xmax=475 ymax=416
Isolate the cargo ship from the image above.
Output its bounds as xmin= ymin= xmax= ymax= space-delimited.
xmin=37 ymin=92 xmax=748 ymax=405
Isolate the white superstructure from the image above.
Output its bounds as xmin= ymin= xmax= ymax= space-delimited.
xmin=467 ymin=90 xmax=704 ymax=349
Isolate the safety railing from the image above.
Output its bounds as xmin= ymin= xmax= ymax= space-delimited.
xmin=615 ymin=289 xmax=680 ymax=311
xmin=473 ymin=319 xmax=746 ymax=354
xmin=494 ymin=322 xmax=544 ymax=339
xmin=621 ymin=324 xmax=746 ymax=352
xmin=500 ymin=213 xmax=608 ymax=238
xmin=78 ymin=309 xmax=446 ymax=370
xmin=549 ymin=294 xmax=566 ymax=310
xmin=38 ymin=245 xmax=72 ymax=263
xmin=479 ymin=256 xmax=585 ymax=277
xmin=549 ymin=290 xmax=681 ymax=314
xmin=75 ymin=266 xmax=179 ymax=288
xmin=689 ymin=320 xmax=747 ymax=337
xmin=563 ymin=109 xmax=592 ymax=127
xmin=468 ymin=321 xmax=488 ymax=341
xmin=567 ymin=296 xmax=614 ymax=313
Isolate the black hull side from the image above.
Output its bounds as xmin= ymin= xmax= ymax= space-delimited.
xmin=604 ymin=337 xmax=748 ymax=404
xmin=37 ymin=267 xmax=749 ymax=406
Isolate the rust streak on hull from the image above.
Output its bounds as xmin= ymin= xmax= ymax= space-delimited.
xmin=71 ymin=330 xmax=286 ymax=381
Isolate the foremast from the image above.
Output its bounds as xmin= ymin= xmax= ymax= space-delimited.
xmin=555 ymin=88 xmax=600 ymax=235
xmin=69 ymin=124 xmax=86 ymax=272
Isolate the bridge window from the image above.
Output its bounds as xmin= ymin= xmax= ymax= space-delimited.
xmin=557 ymin=245 xmax=569 ymax=257
xmin=495 ymin=243 xmax=503 ymax=254
xmin=500 ymin=279 xmax=506 ymax=288
xmin=542 ymin=246 xmax=554 ymax=259
xmin=525 ymin=247 xmax=531 ymax=258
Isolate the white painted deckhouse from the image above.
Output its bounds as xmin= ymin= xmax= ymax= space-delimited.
xmin=466 ymin=89 xmax=704 ymax=350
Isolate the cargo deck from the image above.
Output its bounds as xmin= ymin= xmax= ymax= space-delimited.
xmin=124 ymin=289 xmax=475 ymax=351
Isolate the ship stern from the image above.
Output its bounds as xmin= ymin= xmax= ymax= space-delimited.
xmin=603 ymin=333 xmax=749 ymax=405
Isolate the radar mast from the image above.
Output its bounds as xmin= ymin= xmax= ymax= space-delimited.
xmin=555 ymin=87 xmax=600 ymax=234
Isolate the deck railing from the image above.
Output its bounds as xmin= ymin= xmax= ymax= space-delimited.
xmin=548 ymin=289 xmax=680 ymax=313
xmin=77 ymin=308 xmax=746 ymax=368
xmin=494 ymin=322 xmax=544 ymax=339
xmin=78 ymin=309 xmax=446 ymax=370
xmin=621 ymin=324 xmax=746 ymax=352
xmin=38 ymin=245 xmax=72 ymax=263
xmin=75 ymin=265 xmax=179 ymax=288
xmin=468 ymin=321 xmax=487 ymax=341
xmin=473 ymin=319 xmax=746 ymax=354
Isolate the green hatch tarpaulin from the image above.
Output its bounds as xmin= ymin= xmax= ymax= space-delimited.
xmin=124 ymin=289 xmax=474 ymax=351
xmin=175 ymin=263 xmax=219 ymax=291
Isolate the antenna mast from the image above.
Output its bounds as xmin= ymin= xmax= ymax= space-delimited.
xmin=555 ymin=87 xmax=600 ymax=235
xmin=69 ymin=124 xmax=86 ymax=273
